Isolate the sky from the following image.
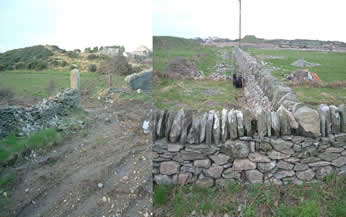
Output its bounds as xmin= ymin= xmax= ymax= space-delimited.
xmin=0 ymin=0 xmax=152 ymax=52
xmin=153 ymin=0 xmax=346 ymax=42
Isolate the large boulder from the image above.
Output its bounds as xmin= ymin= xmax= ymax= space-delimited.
xmin=294 ymin=106 xmax=321 ymax=138
xmin=126 ymin=69 xmax=152 ymax=94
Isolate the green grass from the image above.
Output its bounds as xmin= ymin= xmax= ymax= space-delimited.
xmin=0 ymin=128 xmax=62 ymax=166
xmin=154 ymin=174 xmax=346 ymax=217
xmin=0 ymin=70 xmax=127 ymax=102
xmin=153 ymin=78 xmax=240 ymax=111
xmin=248 ymin=48 xmax=346 ymax=105
xmin=154 ymin=36 xmax=225 ymax=76
xmin=0 ymin=173 xmax=16 ymax=189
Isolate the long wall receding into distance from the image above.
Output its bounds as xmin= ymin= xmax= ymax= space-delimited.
xmin=152 ymin=48 xmax=346 ymax=186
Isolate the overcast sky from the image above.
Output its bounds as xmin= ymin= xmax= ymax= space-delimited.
xmin=153 ymin=0 xmax=346 ymax=42
xmin=0 ymin=0 xmax=152 ymax=52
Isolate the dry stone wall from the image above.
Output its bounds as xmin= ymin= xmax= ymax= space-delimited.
xmin=0 ymin=88 xmax=80 ymax=138
xmin=152 ymin=108 xmax=346 ymax=186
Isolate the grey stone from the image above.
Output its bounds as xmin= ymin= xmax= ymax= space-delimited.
xmin=257 ymin=110 xmax=267 ymax=138
xmin=257 ymin=161 xmax=276 ymax=173
xmin=325 ymin=147 xmax=344 ymax=153
xmin=315 ymin=166 xmax=333 ymax=179
xmin=233 ymin=159 xmax=256 ymax=171
xmin=277 ymin=105 xmax=291 ymax=135
xmin=194 ymin=159 xmax=211 ymax=168
xmin=210 ymin=154 xmax=230 ymax=165
xmin=127 ymin=69 xmax=152 ymax=93
xmin=221 ymin=109 xmax=229 ymax=142
xmin=318 ymin=152 xmax=340 ymax=161
xmin=180 ymin=110 xmax=193 ymax=144
xmin=70 ymin=69 xmax=80 ymax=89
xmin=154 ymin=175 xmax=172 ymax=185
xmin=271 ymin=111 xmax=280 ymax=136
xmin=270 ymin=138 xmax=294 ymax=155
xmin=213 ymin=110 xmax=221 ymax=144
xmin=170 ymin=109 xmax=184 ymax=143
xmin=223 ymin=168 xmax=241 ymax=180
xmin=277 ymin=160 xmax=294 ymax=170
xmin=206 ymin=110 xmax=215 ymax=145
xmin=181 ymin=151 xmax=205 ymax=161
xmin=156 ymin=110 xmax=166 ymax=138
xmin=199 ymin=112 xmax=208 ymax=143
xmin=296 ymin=169 xmax=315 ymax=181
xmin=294 ymin=163 xmax=309 ymax=171
xmin=243 ymin=109 xmax=254 ymax=137
xmin=246 ymin=170 xmax=263 ymax=184
xmin=259 ymin=142 xmax=273 ymax=152
xmin=168 ymin=144 xmax=184 ymax=152
xmin=300 ymin=157 xmax=320 ymax=164
xmin=332 ymin=157 xmax=346 ymax=167
xmin=294 ymin=106 xmax=321 ymax=138
xmin=196 ymin=177 xmax=214 ymax=188
xmin=232 ymin=142 xmax=249 ymax=159
xmin=228 ymin=109 xmax=238 ymax=139
xmin=248 ymin=153 xmax=271 ymax=163
xmin=160 ymin=161 xmax=180 ymax=175
xmin=268 ymin=150 xmax=290 ymax=159
xmin=334 ymin=133 xmax=346 ymax=142
xmin=266 ymin=112 xmax=272 ymax=137
xmin=172 ymin=173 xmax=192 ymax=185
xmin=236 ymin=110 xmax=245 ymax=137
xmin=205 ymin=165 xmax=224 ymax=178
xmin=308 ymin=161 xmax=331 ymax=167
xmin=165 ymin=110 xmax=176 ymax=141
xmin=187 ymin=112 xmax=200 ymax=144
xmin=318 ymin=104 xmax=332 ymax=137
xmin=330 ymin=105 xmax=341 ymax=134
xmin=274 ymin=170 xmax=295 ymax=179
xmin=339 ymin=104 xmax=345 ymax=133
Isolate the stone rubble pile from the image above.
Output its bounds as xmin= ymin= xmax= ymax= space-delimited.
xmin=0 ymin=88 xmax=80 ymax=138
xmin=153 ymin=108 xmax=346 ymax=186
xmin=286 ymin=69 xmax=321 ymax=83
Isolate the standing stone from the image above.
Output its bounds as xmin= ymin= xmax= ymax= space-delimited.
xmin=318 ymin=104 xmax=332 ymax=137
xmin=266 ymin=112 xmax=272 ymax=137
xmin=330 ymin=105 xmax=341 ymax=134
xmin=187 ymin=112 xmax=200 ymax=144
xmin=243 ymin=109 xmax=254 ymax=137
xmin=246 ymin=170 xmax=263 ymax=184
xmin=277 ymin=105 xmax=291 ymax=135
xmin=271 ymin=111 xmax=280 ymax=136
xmin=180 ymin=110 xmax=193 ymax=145
xmin=156 ymin=110 xmax=166 ymax=138
xmin=200 ymin=112 xmax=208 ymax=143
xmin=213 ymin=111 xmax=221 ymax=145
xmin=228 ymin=109 xmax=238 ymax=140
xmin=257 ymin=109 xmax=267 ymax=139
xmin=165 ymin=110 xmax=176 ymax=141
xmin=152 ymin=110 xmax=158 ymax=141
xmin=294 ymin=106 xmax=321 ymax=138
xmin=206 ymin=110 xmax=215 ymax=145
xmin=236 ymin=110 xmax=245 ymax=137
xmin=339 ymin=104 xmax=345 ymax=133
xmin=170 ymin=109 xmax=184 ymax=143
xmin=221 ymin=109 xmax=229 ymax=142
xmin=70 ymin=69 xmax=80 ymax=90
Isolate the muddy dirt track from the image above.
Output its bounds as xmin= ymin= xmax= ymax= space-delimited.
xmin=1 ymin=100 xmax=152 ymax=217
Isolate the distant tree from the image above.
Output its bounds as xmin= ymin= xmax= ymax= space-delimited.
xmin=84 ymin=47 xmax=91 ymax=53
xmin=92 ymin=46 xmax=99 ymax=53
xmin=99 ymin=46 xmax=104 ymax=51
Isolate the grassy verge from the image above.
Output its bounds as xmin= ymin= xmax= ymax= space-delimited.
xmin=0 ymin=128 xmax=62 ymax=166
xmin=248 ymin=48 xmax=346 ymax=105
xmin=153 ymin=78 xmax=240 ymax=111
xmin=154 ymin=173 xmax=346 ymax=217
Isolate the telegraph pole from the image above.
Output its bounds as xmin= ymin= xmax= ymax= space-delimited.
xmin=239 ymin=0 xmax=241 ymax=48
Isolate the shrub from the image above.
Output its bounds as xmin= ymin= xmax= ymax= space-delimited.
xmin=88 ymin=64 xmax=97 ymax=72
xmin=67 ymin=51 xmax=79 ymax=58
xmin=0 ymin=88 xmax=15 ymax=100
xmin=98 ymin=56 xmax=133 ymax=75
xmin=0 ymin=64 xmax=4 ymax=71
xmin=15 ymin=62 xmax=26 ymax=69
xmin=87 ymin=54 xmax=98 ymax=60
xmin=61 ymin=60 xmax=67 ymax=67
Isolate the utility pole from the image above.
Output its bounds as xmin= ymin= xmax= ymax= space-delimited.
xmin=239 ymin=0 xmax=242 ymax=48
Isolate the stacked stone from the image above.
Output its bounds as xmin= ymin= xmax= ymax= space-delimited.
xmin=233 ymin=48 xmax=299 ymax=113
xmin=0 ymin=88 xmax=80 ymax=138
xmin=153 ymin=134 xmax=346 ymax=186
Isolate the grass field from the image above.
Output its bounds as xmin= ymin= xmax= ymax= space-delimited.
xmin=154 ymin=173 xmax=346 ymax=217
xmin=153 ymin=78 xmax=240 ymax=111
xmin=0 ymin=70 xmax=127 ymax=104
xmin=248 ymin=48 xmax=346 ymax=105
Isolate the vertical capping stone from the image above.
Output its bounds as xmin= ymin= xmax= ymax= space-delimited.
xmin=271 ymin=111 xmax=280 ymax=136
xmin=318 ymin=104 xmax=332 ymax=137
xmin=330 ymin=105 xmax=341 ymax=134
xmin=228 ymin=109 xmax=238 ymax=140
xmin=339 ymin=104 xmax=345 ymax=133
xmin=200 ymin=112 xmax=208 ymax=143
xmin=257 ymin=109 xmax=267 ymax=139
xmin=206 ymin=110 xmax=215 ymax=145
xmin=70 ymin=69 xmax=80 ymax=90
xmin=152 ymin=109 xmax=158 ymax=141
xmin=221 ymin=109 xmax=229 ymax=143
xmin=213 ymin=110 xmax=221 ymax=145
xmin=243 ymin=108 xmax=254 ymax=137
xmin=165 ymin=110 xmax=176 ymax=141
xmin=180 ymin=110 xmax=193 ymax=145
xmin=266 ymin=111 xmax=272 ymax=137
xmin=236 ymin=110 xmax=245 ymax=137
xmin=170 ymin=109 xmax=184 ymax=143
xmin=156 ymin=110 xmax=166 ymax=138
xmin=187 ymin=111 xmax=201 ymax=144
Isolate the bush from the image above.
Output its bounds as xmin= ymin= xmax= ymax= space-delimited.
xmin=98 ymin=56 xmax=133 ymax=75
xmin=67 ymin=51 xmax=79 ymax=58
xmin=61 ymin=60 xmax=67 ymax=67
xmin=0 ymin=64 xmax=4 ymax=71
xmin=88 ymin=64 xmax=97 ymax=72
xmin=87 ymin=54 xmax=98 ymax=60
xmin=0 ymin=88 xmax=15 ymax=100
xmin=15 ymin=62 xmax=26 ymax=69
